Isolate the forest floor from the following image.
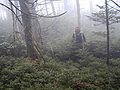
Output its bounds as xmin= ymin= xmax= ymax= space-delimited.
xmin=0 ymin=56 xmax=120 ymax=90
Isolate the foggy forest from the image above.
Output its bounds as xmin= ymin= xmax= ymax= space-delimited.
xmin=0 ymin=0 xmax=120 ymax=90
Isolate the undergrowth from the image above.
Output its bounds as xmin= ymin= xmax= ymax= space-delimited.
xmin=0 ymin=56 xmax=120 ymax=90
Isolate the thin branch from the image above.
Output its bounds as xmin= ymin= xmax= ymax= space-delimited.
xmin=107 ymin=4 xmax=120 ymax=12
xmin=0 ymin=3 xmax=23 ymax=25
xmin=109 ymin=20 xmax=120 ymax=25
xmin=8 ymin=0 xmax=31 ymax=16
xmin=25 ymin=0 xmax=38 ymax=5
xmin=37 ymin=2 xmax=50 ymax=5
xmin=33 ymin=0 xmax=38 ymax=5
xmin=110 ymin=0 xmax=120 ymax=8
xmin=8 ymin=0 xmax=67 ymax=18
xmin=39 ymin=12 xmax=67 ymax=18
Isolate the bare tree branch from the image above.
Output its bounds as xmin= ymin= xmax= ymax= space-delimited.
xmin=110 ymin=0 xmax=120 ymax=8
xmin=0 ymin=3 xmax=23 ymax=25
xmin=39 ymin=11 xmax=67 ymax=18
xmin=8 ymin=0 xmax=67 ymax=18
xmin=107 ymin=4 xmax=120 ymax=12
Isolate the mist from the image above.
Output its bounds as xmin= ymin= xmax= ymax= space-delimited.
xmin=0 ymin=0 xmax=120 ymax=89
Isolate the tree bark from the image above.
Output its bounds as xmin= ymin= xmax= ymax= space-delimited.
xmin=19 ymin=0 xmax=38 ymax=59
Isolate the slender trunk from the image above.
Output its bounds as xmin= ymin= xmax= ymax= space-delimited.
xmin=76 ymin=0 xmax=81 ymax=28
xmin=89 ymin=0 xmax=93 ymax=26
xmin=50 ymin=0 xmax=56 ymax=15
xmin=45 ymin=0 xmax=48 ymax=15
xmin=89 ymin=0 xmax=93 ymax=15
xmin=105 ymin=0 xmax=110 ymax=65
xmin=10 ymin=2 xmax=17 ymax=56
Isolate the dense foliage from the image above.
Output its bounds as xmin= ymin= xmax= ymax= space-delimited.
xmin=0 ymin=56 xmax=120 ymax=90
xmin=0 ymin=36 xmax=120 ymax=90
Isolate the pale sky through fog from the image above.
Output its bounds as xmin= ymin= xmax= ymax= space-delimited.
xmin=38 ymin=0 xmax=105 ymax=15
xmin=0 ymin=0 xmax=118 ymax=19
xmin=0 ymin=0 xmax=7 ymax=20
xmin=27 ymin=0 xmax=106 ymax=15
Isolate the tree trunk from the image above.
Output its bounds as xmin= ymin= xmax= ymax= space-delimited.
xmin=105 ymin=0 xmax=110 ymax=65
xmin=89 ymin=0 xmax=93 ymax=15
xmin=76 ymin=0 xmax=81 ymax=28
xmin=50 ymin=0 xmax=56 ymax=15
xmin=45 ymin=0 xmax=48 ymax=15
xmin=19 ymin=0 xmax=38 ymax=59
xmin=89 ymin=0 xmax=93 ymax=26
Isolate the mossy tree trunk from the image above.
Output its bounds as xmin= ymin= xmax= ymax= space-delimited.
xmin=19 ymin=0 xmax=38 ymax=59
